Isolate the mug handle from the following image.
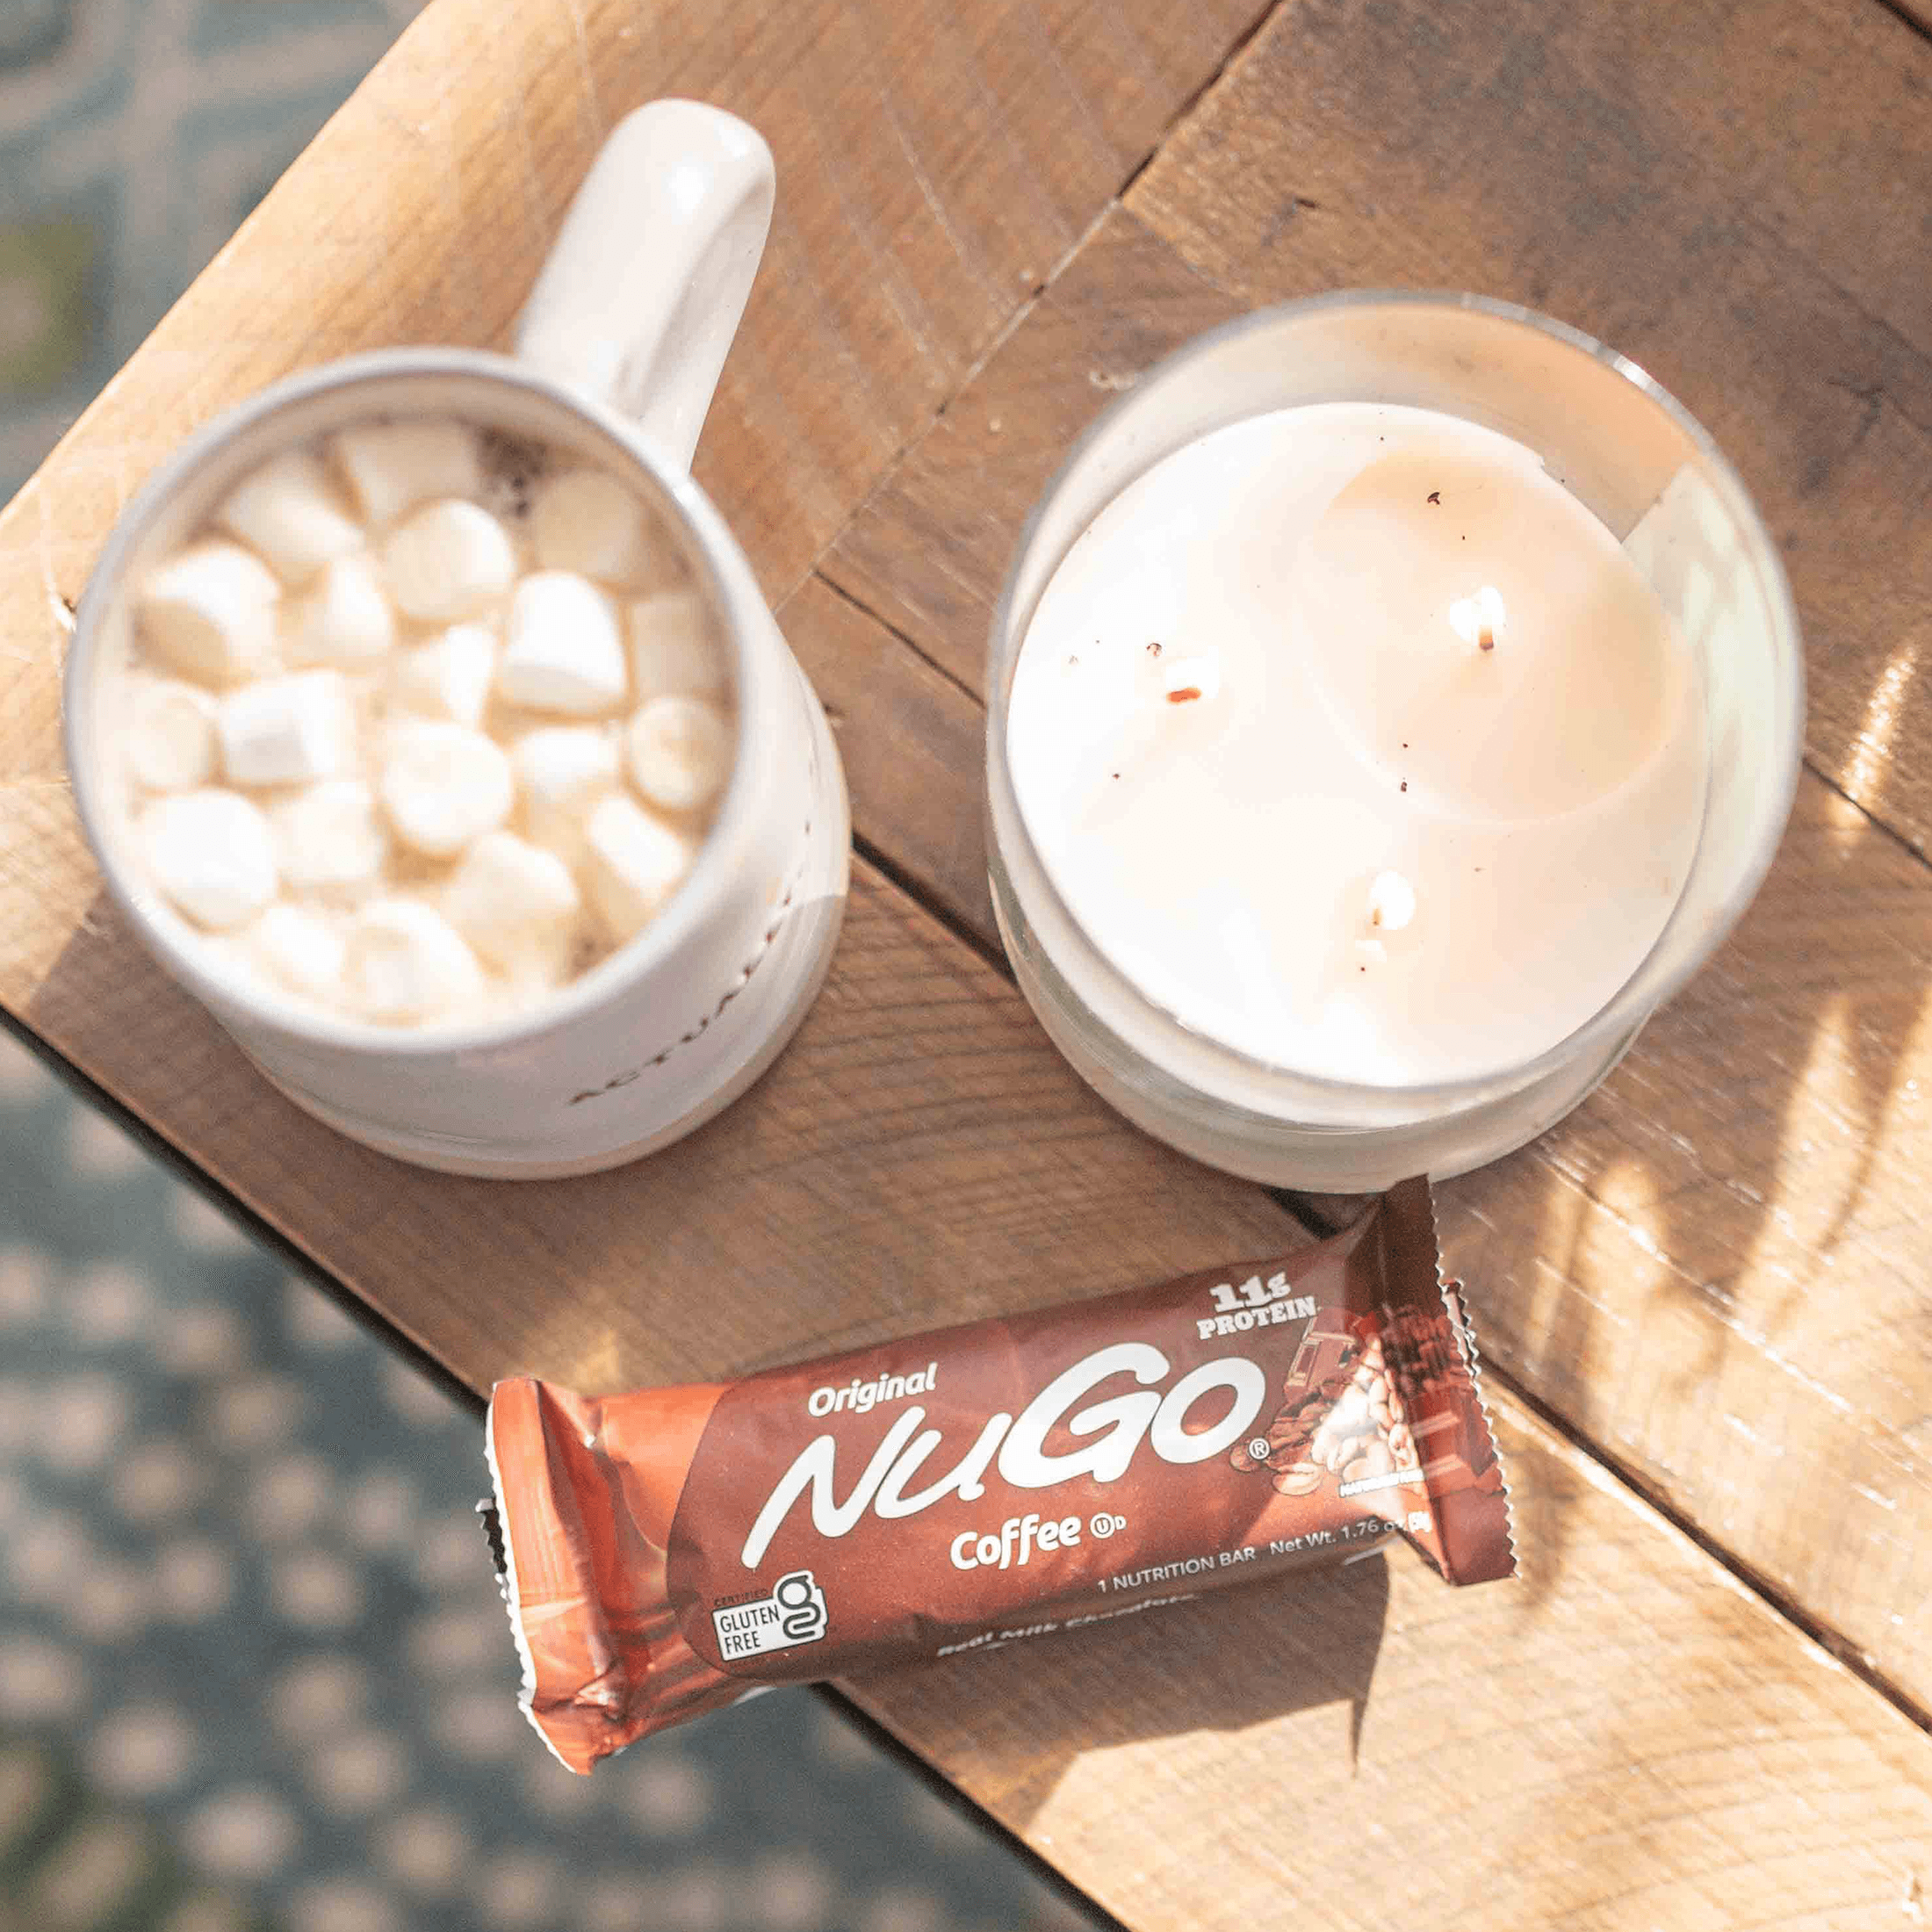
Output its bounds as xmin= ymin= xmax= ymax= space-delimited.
xmin=513 ymin=99 xmax=775 ymax=472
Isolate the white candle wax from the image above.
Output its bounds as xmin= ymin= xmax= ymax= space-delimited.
xmin=1006 ymin=403 xmax=1707 ymax=1087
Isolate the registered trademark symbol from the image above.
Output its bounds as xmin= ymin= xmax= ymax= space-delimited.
xmin=1247 ymin=1436 xmax=1272 ymax=1463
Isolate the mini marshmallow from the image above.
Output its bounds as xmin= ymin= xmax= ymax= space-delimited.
xmin=271 ymin=779 xmax=389 ymax=898
xmin=1366 ymin=869 xmax=1416 ymax=933
xmin=214 ymin=450 xmax=363 ymax=581
xmin=139 ymin=789 xmax=278 ymax=930
xmin=330 ymin=421 xmax=483 ymax=528
xmin=510 ymin=725 xmax=620 ymax=862
xmin=625 ymin=694 xmax=732 ymax=814
xmin=250 ymin=903 xmax=348 ymax=1005
xmin=136 ymin=541 xmax=281 ymax=687
xmin=582 ymin=794 xmax=695 ymax=943
xmin=393 ymin=624 xmax=497 ymax=729
xmin=383 ymin=500 xmax=517 ymax=622
xmin=217 ymin=669 xmax=357 ymax=789
xmin=378 ymin=720 xmax=514 ymax=857
xmin=498 ymin=571 xmax=628 ymax=716
xmin=122 ymin=676 xmax=217 ymax=792
xmin=627 ymin=590 xmax=728 ymax=702
xmin=290 ymin=554 xmax=396 ymax=666
xmin=529 ymin=468 xmax=653 ymax=584
xmin=342 ymin=898 xmax=484 ymax=1024
xmin=512 ymin=724 xmax=620 ymax=815
xmin=443 ymin=831 xmax=580 ymax=970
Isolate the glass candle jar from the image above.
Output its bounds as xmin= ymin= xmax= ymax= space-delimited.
xmin=984 ymin=293 xmax=1802 ymax=1192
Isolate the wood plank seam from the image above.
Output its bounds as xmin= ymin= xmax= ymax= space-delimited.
xmin=788 ymin=0 xmax=1281 ymax=605
xmin=1807 ymin=762 xmax=1932 ymax=873
xmin=1871 ymin=0 xmax=1932 ymax=44
xmin=1487 ymin=1347 xmax=1932 ymax=1742
xmin=1106 ymin=0 xmax=1283 ymax=205
xmin=850 ymin=829 xmax=1008 ymax=977
xmin=787 ymin=204 xmax=1101 ymax=603
xmin=810 ymin=568 xmax=983 ymax=709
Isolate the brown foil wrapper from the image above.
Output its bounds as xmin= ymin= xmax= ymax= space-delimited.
xmin=485 ymin=1178 xmax=1514 ymax=1772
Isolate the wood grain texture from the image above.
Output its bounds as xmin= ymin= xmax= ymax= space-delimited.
xmin=824 ymin=213 xmax=1241 ymax=695
xmin=1438 ymin=778 xmax=1932 ymax=1702
xmin=854 ymin=1388 xmax=1932 ymax=1932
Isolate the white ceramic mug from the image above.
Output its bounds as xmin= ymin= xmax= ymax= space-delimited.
xmin=65 ymin=101 xmax=850 ymax=1179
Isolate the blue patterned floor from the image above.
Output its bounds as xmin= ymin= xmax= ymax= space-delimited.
xmin=0 ymin=1029 xmax=1098 ymax=1930
xmin=0 ymin=7 xmax=1103 ymax=1928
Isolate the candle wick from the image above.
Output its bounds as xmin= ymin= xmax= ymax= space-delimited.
xmin=1478 ymin=626 xmax=1496 ymax=652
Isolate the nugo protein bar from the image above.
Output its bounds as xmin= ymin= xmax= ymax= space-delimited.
xmin=484 ymin=1178 xmax=1514 ymax=1772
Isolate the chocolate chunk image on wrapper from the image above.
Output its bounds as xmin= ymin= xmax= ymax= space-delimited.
xmin=481 ymin=1177 xmax=1515 ymax=1772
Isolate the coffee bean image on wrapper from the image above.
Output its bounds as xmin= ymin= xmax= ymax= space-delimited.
xmin=483 ymin=1177 xmax=1515 ymax=1772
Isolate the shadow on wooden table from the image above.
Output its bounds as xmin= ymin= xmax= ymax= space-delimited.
xmin=851 ymin=1550 xmax=1389 ymax=1832
xmin=1433 ymin=778 xmax=1932 ymax=1660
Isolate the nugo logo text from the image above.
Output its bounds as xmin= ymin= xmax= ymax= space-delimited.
xmin=739 ymin=1342 xmax=1267 ymax=1568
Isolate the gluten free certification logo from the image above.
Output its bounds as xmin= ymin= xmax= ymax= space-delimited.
xmin=711 ymin=1570 xmax=830 ymax=1661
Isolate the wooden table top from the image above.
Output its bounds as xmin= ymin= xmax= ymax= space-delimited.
xmin=4 ymin=0 xmax=1931 ymax=1923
